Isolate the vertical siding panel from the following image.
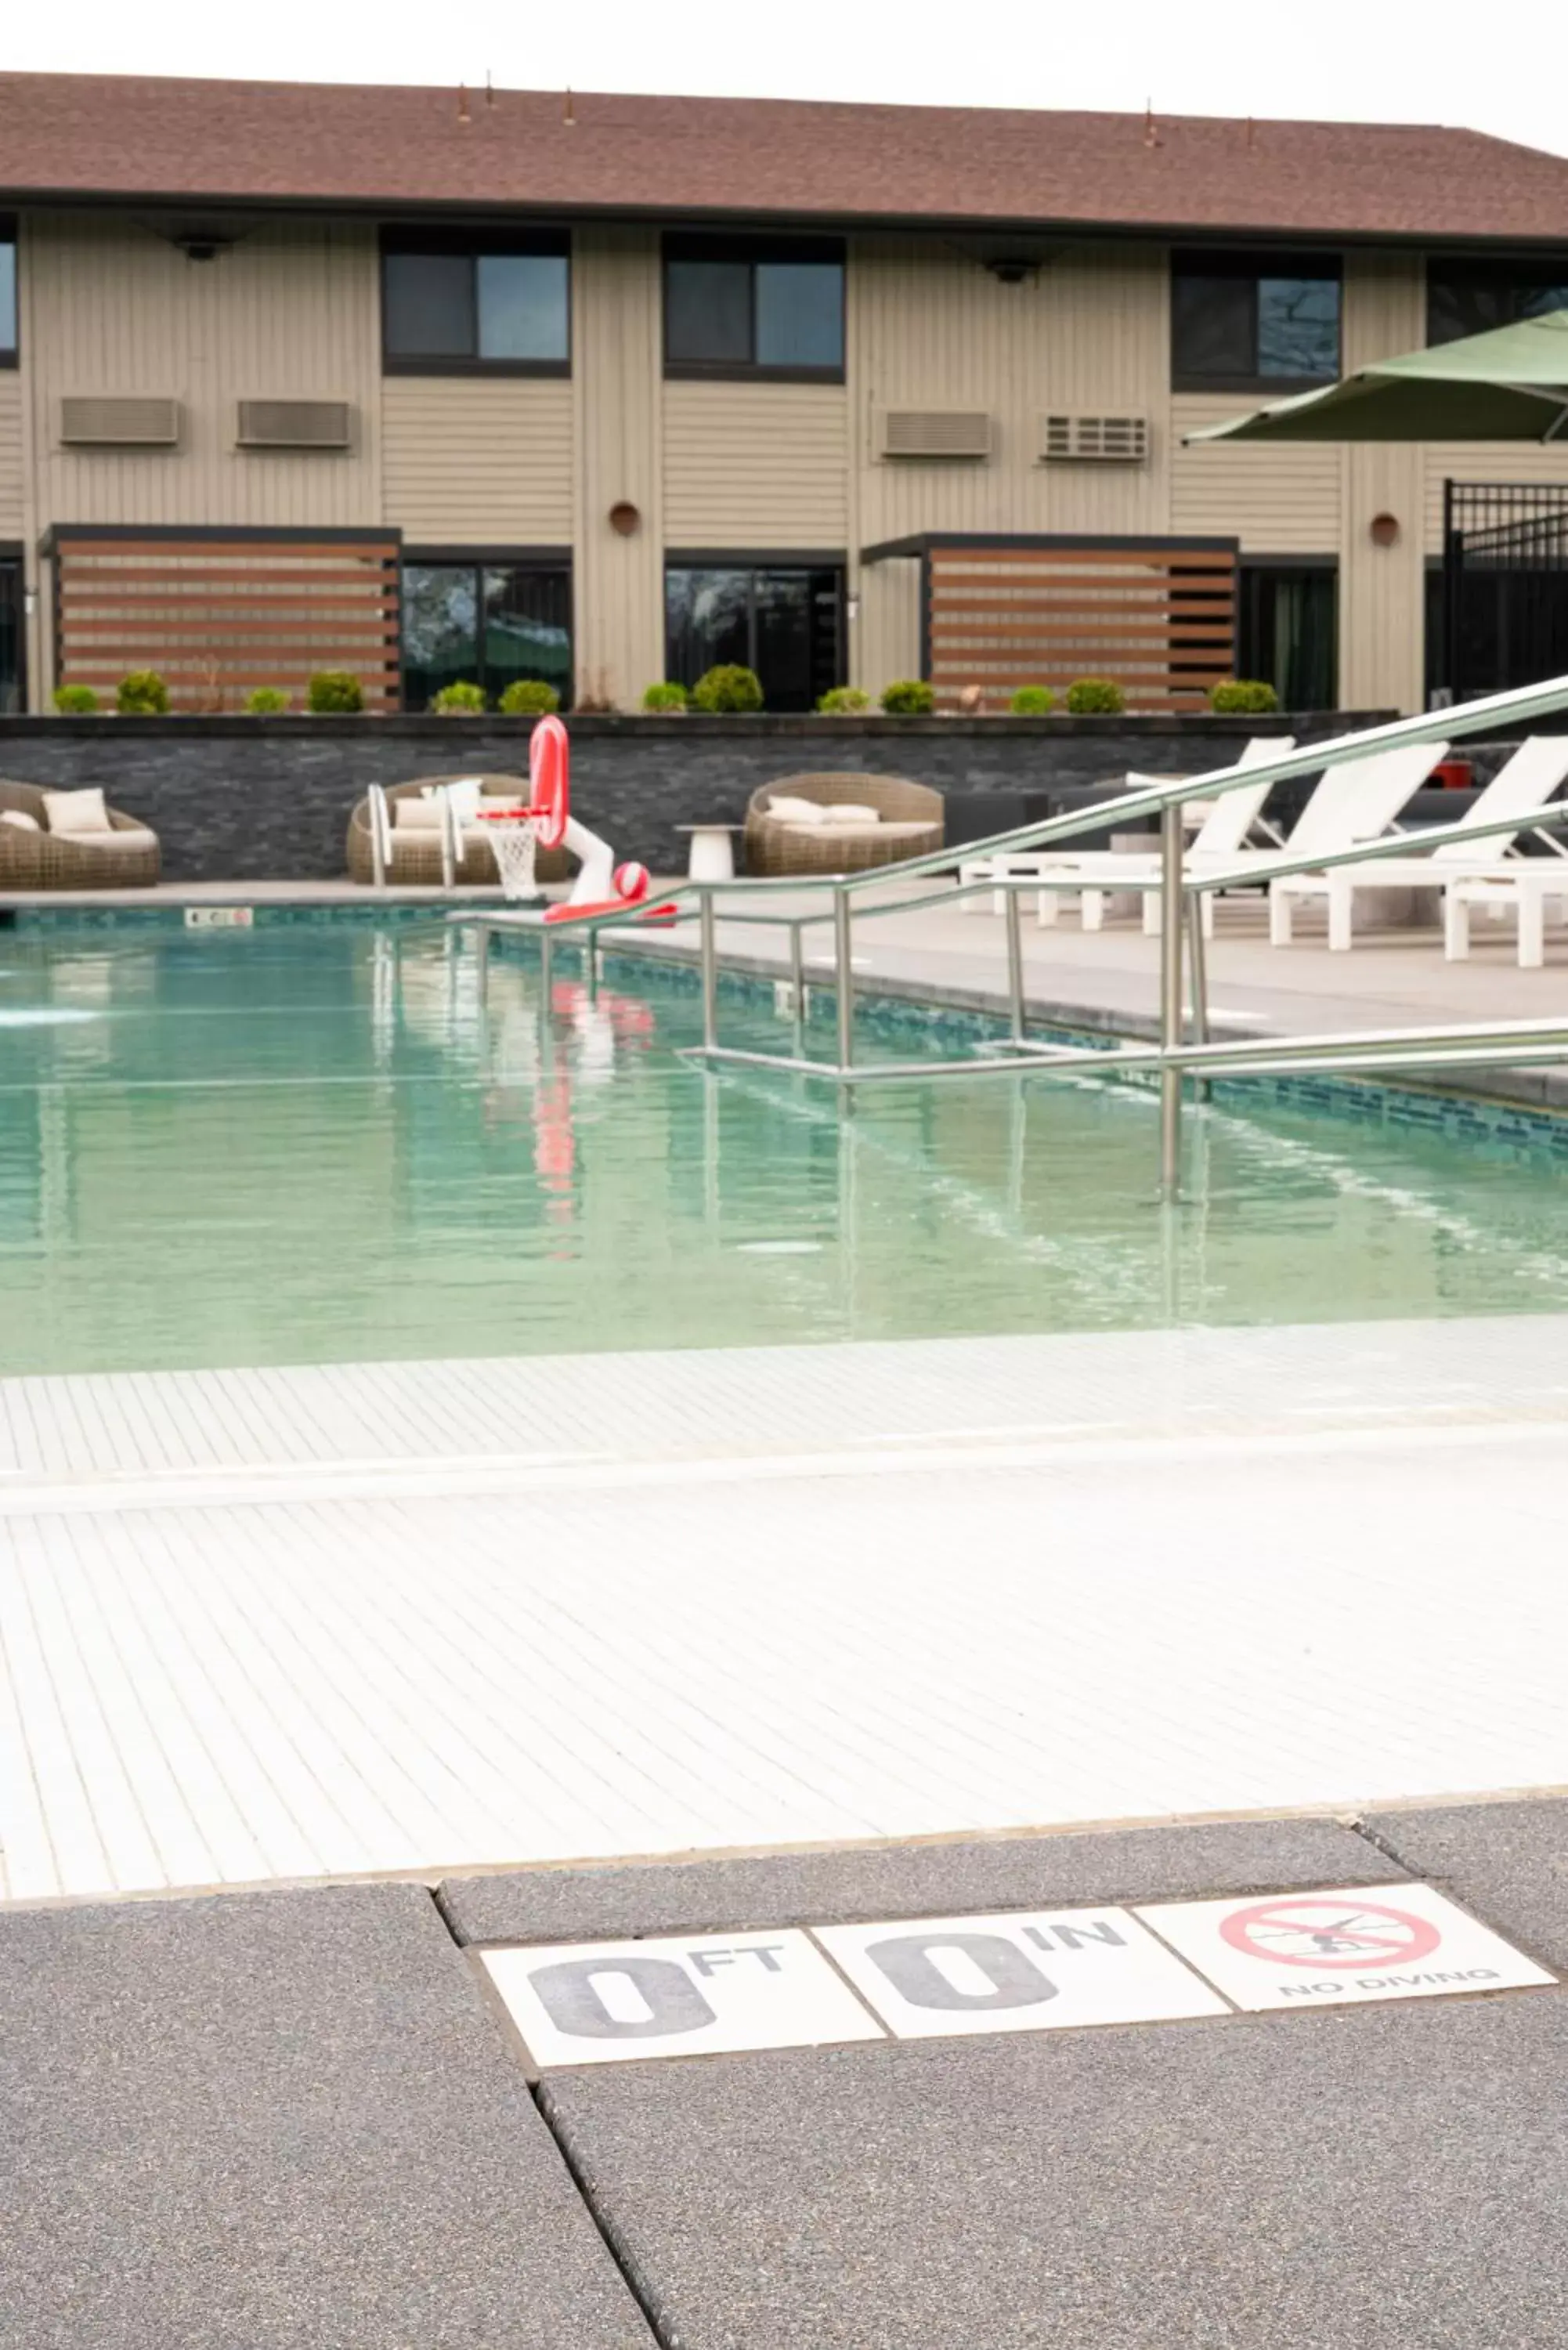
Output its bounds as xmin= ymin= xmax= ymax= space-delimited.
xmin=1339 ymin=251 xmax=1425 ymax=711
xmin=573 ymin=227 xmax=663 ymax=709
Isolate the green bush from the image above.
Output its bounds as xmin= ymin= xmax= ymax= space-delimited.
xmin=1209 ymin=678 xmax=1281 ymax=715
xmin=692 ymin=664 xmax=764 ymax=714
xmin=52 ymin=684 xmax=100 ymax=714
xmin=880 ymin=679 xmax=936 ymax=716
xmin=1009 ymin=685 xmax=1056 ymax=715
xmin=498 ymin=679 xmax=561 ymax=717
xmin=117 ymin=669 xmax=170 ymax=716
xmin=817 ymin=685 xmax=872 ymax=714
xmin=307 ymin=671 xmax=365 ymax=715
xmin=431 ymin=680 xmax=488 ymax=715
xmin=1064 ymin=677 xmax=1127 ymax=715
xmin=244 ymin=687 xmax=290 ymax=715
xmin=641 ymin=682 xmax=688 ymax=712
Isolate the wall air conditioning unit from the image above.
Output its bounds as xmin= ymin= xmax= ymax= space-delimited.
xmin=60 ymin=396 xmax=181 ymax=448
xmin=877 ymin=408 xmax=994 ymax=460
xmin=237 ymin=399 xmax=353 ymax=450
xmin=1042 ymin=413 xmax=1151 ymax=464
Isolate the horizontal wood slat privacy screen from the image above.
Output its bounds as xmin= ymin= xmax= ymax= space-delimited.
xmin=50 ymin=531 xmax=403 ymax=710
xmin=924 ymin=539 xmax=1238 ymax=713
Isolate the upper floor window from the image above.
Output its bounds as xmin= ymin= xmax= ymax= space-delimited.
xmin=663 ymin=236 xmax=844 ymax=379
xmin=0 ymin=222 xmax=16 ymax=363
xmin=1428 ymin=251 xmax=1568 ymax=346
xmin=1172 ymin=251 xmax=1341 ymax=392
xmin=381 ymin=230 xmax=569 ymax=373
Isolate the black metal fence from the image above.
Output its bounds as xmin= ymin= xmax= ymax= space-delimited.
xmin=1440 ymin=479 xmax=1568 ymax=703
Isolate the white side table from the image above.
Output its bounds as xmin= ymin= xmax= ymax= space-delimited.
xmin=677 ymin=823 xmax=742 ymax=881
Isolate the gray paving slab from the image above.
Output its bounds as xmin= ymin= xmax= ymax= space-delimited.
xmin=441 ymin=1815 xmax=1396 ymax=1944
xmin=1363 ymin=1798 xmax=1568 ymax=1973
xmin=0 ymin=1882 xmax=652 ymax=2350
xmin=543 ymin=1988 xmax=1568 ymax=2350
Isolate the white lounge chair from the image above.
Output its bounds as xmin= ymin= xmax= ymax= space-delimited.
xmin=959 ymin=736 xmax=1292 ymax=936
xmin=1269 ymin=735 xmax=1568 ymax=953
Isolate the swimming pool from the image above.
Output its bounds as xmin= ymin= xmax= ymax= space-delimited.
xmin=2 ymin=919 xmax=1567 ymax=1376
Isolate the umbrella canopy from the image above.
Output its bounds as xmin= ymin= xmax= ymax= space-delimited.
xmin=1185 ymin=310 xmax=1568 ymax=445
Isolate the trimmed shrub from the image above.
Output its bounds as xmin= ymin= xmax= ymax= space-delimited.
xmin=817 ymin=685 xmax=872 ymax=714
xmin=692 ymin=663 xmax=764 ymax=714
xmin=1064 ymin=677 xmax=1126 ymax=715
xmin=244 ymin=687 xmax=290 ymax=714
xmin=431 ymin=680 xmax=488 ymax=715
xmin=52 ymin=684 xmax=100 ymax=714
xmin=307 ymin=671 xmax=365 ymax=714
xmin=117 ymin=669 xmax=170 ymax=716
xmin=498 ymin=678 xmax=561 ymax=717
xmin=1008 ymin=685 xmax=1056 ymax=715
xmin=1209 ymin=678 xmax=1281 ymax=715
xmin=880 ymin=679 xmax=936 ymax=716
xmin=641 ymin=682 xmax=688 ymax=712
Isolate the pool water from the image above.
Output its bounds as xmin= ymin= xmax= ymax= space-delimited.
xmin=2 ymin=922 xmax=1567 ymax=1376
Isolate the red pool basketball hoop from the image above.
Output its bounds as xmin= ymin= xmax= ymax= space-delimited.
xmin=529 ymin=715 xmax=570 ymax=848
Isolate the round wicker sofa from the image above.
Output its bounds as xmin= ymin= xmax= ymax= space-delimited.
xmin=743 ymin=772 xmax=944 ymax=878
xmin=346 ymin=776 xmax=571 ymax=888
xmin=0 ymin=779 xmax=162 ymax=890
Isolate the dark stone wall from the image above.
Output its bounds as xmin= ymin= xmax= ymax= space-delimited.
xmin=0 ymin=710 xmax=1399 ymax=880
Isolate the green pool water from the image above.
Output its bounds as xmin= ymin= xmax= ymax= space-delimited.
xmin=2 ymin=920 xmax=1566 ymax=1376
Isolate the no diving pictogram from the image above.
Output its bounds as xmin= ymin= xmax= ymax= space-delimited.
xmin=1218 ymin=1896 xmax=1442 ymax=1970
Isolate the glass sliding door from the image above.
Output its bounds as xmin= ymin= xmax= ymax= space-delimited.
xmin=0 ymin=559 xmax=23 ymax=714
xmin=401 ymin=560 xmax=572 ymax=709
xmin=1238 ymin=564 xmax=1337 ymax=710
xmin=665 ymin=562 xmax=843 ymax=710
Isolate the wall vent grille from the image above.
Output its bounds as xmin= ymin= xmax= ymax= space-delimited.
xmin=1042 ymin=413 xmax=1151 ymax=464
xmin=877 ymin=408 xmax=994 ymax=460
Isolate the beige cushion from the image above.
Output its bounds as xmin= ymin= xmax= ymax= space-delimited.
xmin=0 ymin=808 xmax=41 ymax=831
xmin=781 ymin=819 xmax=882 ymax=839
xmin=43 ymin=786 xmax=111 ymax=835
xmin=819 ymin=803 xmax=881 ymax=826
xmin=395 ymin=796 xmax=445 ymax=831
xmin=432 ymin=776 xmax=486 ymax=826
xmin=766 ymin=794 xmax=825 ymax=821
xmin=74 ymin=823 xmax=157 ymax=852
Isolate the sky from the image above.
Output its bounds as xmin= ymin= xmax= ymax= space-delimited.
xmin=5 ymin=0 xmax=1568 ymax=161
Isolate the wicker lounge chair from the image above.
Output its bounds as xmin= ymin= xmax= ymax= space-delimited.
xmin=346 ymin=776 xmax=570 ymax=888
xmin=0 ymin=779 xmax=161 ymax=889
xmin=744 ymin=772 xmax=944 ymax=877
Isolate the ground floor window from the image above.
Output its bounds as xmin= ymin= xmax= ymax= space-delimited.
xmin=665 ymin=562 xmax=843 ymax=710
xmin=1237 ymin=563 xmax=1337 ymax=710
xmin=401 ymin=559 xmax=572 ymax=710
xmin=0 ymin=557 xmax=23 ymax=714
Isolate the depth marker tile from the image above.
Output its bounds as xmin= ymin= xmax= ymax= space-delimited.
xmin=1136 ymin=1882 xmax=1556 ymax=2012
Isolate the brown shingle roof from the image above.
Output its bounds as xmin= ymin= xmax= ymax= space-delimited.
xmin=3 ymin=72 xmax=1568 ymax=242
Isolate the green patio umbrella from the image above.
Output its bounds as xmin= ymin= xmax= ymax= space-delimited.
xmin=1185 ymin=310 xmax=1568 ymax=445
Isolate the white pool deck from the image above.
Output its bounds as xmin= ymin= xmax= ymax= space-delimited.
xmin=5 ymin=1313 xmax=1568 ymax=1907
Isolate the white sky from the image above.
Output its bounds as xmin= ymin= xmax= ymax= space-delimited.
xmin=6 ymin=0 xmax=1568 ymax=164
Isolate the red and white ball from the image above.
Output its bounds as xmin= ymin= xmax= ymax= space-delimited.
xmin=613 ymin=862 xmax=651 ymax=902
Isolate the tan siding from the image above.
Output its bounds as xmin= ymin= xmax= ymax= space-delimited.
xmin=381 ymin=378 xmax=573 ymax=544
xmin=0 ymin=373 xmax=22 ymax=537
xmin=849 ymin=237 xmax=1173 ymax=690
xmin=1339 ymin=252 xmax=1426 ymax=712
xmin=26 ymin=211 xmax=380 ymax=530
xmin=663 ymin=381 xmax=848 ymax=548
xmin=1422 ymin=445 xmax=1568 ymax=548
xmin=1169 ymin=395 xmax=1341 ymax=551
xmin=572 ymin=227 xmax=663 ymax=710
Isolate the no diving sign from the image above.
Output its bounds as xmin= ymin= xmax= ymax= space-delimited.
xmin=1137 ymin=1882 xmax=1554 ymax=2012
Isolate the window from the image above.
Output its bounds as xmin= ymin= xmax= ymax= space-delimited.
xmin=663 ymin=237 xmax=844 ymax=378
xmin=1427 ymin=251 xmax=1568 ymax=347
xmin=666 ymin=563 xmax=843 ymax=709
xmin=0 ymin=222 xmax=15 ymax=363
xmin=1172 ymin=251 xmax=1341 ymax=391
xmin=382 ymin=232 xmax=569 ymax=371
xmin=0 ymin=557 xmax=23 ymax=712
xmin=402 ymin=561 xmax=573 ymax=708
xmin=1238 ymin=564 xmax=1337 ymax=711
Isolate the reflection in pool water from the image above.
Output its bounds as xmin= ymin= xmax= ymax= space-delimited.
xmin=2 ymin=922 xmax=1566 ymax=1376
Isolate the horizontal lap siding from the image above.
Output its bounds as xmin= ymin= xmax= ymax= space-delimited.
xmin=1169 ymin=396 xmax=1341 ymax=552
xmin=381 ymin=378 xmax=573 ymax=544
xmin=0 ymin=374 xmax=22 ymax=537
xmin=1422 ymin=445 xmax=1568 ymax=550
xmin=662 ymin=381 xmax=849 ymax=548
